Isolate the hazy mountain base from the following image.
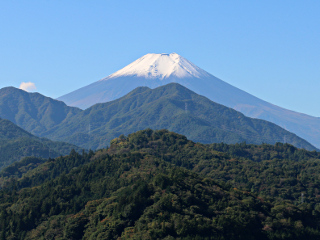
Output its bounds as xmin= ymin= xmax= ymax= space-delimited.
xmin=1 ymin=129 xmax=320 ymax=239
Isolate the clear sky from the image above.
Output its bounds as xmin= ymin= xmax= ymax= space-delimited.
xmin=0 ymin=1 xmax=319 ymax=117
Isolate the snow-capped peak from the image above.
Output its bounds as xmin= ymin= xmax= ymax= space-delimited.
xmin=105 ymin=53 xmax=210 ymax=80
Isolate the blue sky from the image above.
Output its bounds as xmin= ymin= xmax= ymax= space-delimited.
xmin=0 ymin=1 xmax=319 ymax=116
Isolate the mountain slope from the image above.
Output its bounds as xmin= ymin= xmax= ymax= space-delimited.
xmin=57 ymin=53 xmax=320 ymax=149
xmin=0 ymin=117 xmax=82 ymax=170
xmin=1 ymin=129 xmax=320 ymax=239
xmin=0 ymin=87 xmax=81 ymax=136
xmin=48 ymin=83 xmax=316 ymax=151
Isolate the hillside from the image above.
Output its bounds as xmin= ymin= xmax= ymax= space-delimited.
xmin=0 ymin=85 xmax=317 ymax=151
xmin=0 ymin=118 xmax=82 ymax=170
xmin=47 ymin=83 xmax=317 ymax=151
xmin=0 ymin=87 xmax=81 ymax=136
xmin=1 ymin=129 xmax=320 ymax=239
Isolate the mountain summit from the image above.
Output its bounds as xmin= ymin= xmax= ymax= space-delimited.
xmin=57 ymin=53 xmax=320 ymax=149
xmin=106 ymin=53 xmax=210 ymax=80
xmin=57 ymin=52 xmax=235 ymax=110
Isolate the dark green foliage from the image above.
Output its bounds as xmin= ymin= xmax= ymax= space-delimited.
xmin=0 ymin=129 xmax=320 ymax=239
xmin=111 ymin=129 xmax=320 ymax=205
xmin=210 ymin=141 xmax=320 ymax=162
xmin=0 ymin=156 xmax=46 ymax=179
xmin=0 ymin=118 xmax=83 ymax=171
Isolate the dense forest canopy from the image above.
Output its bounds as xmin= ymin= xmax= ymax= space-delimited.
xmin=0 ymin=129 xmax=320 ymax=239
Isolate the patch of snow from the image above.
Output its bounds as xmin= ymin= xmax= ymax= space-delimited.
xmin=103 ymin=53 xmax=210 ymax=81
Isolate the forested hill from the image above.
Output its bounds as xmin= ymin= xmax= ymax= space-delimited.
xmin=44 ymin=83 xmax=317 ymax=151
xmin=0 ymin=85 xmax=317 ymax=151
xmin=0 ymin=117 xmax=82 ymax=170
xmin=1 ymin=129 xmax=320 ymax=239
xmin=0 ymin=87 xmax=81 ymax=136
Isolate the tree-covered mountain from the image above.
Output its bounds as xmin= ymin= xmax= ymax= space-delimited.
xmin=46 ymin=83 xmax=317 ymax=151
xmin=1 ymin=129 xmax=320 ymax=239
xmin=0 ymin=117 xmax=82 ymax=170
xmin=0 ymin=85 xmax=317 ymax=151
xmin=0 ymin=87 xmax=81 ymax=136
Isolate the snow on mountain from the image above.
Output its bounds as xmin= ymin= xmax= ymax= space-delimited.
xmin=106 ymin=53 xmax=210 ymax=80
xmin=57 ymin=53 xmax=320 ymax=149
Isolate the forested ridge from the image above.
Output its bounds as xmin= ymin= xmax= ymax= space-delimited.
xmin=1 ymin=129 xmax=320 ymax=239
xmin=0 ymin=85 xmax=316 ymax=151
xmin=0 ymin=118 xmax=83 ymax=171
xmin=45 ymin=83 xmax=317 ymax=151
xmin=0 ymin=87 xmax=81 ymax=136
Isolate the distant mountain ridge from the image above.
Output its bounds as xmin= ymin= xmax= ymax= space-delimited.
xmin=0 ymin=85 xmax=316 ymax=151
xmin=0 ymin=86 xmax=81 ymax=136
xmin=57 ymin=53 xmax=320 ymax=149
xmin=49 ymin=83 xmax=316 ymax=151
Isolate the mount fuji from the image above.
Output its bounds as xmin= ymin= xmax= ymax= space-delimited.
xmin=57 ymin=53 xmax=320 ymax=149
